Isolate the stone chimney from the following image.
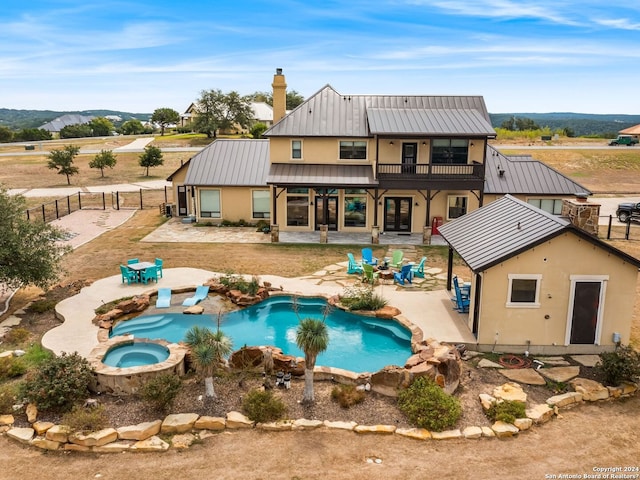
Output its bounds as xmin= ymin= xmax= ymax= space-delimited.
xmin=561 ymin=194 xmax=600 ymax=236
xmin=272 ymin=68 xmax=287 ymax=123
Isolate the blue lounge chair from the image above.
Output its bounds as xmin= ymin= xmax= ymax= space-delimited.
xmin=155 ymin=258 xmax=163 ymax=278
xmin=389 ymin=250 xmax=404 ymax=269
xmin=362 ymin=263 xmax=379 ymax=284
xmin=127 ymin=258 xmax=139 ymax=265
xmin=361 ymin=248 xmax=378 ymax=266
xmin=411 ymin=256 xmax=427 ymax=278
xmin=347 ymin=253 xmax=363 ymax=274
xmin=156 ymin=288 xmax=171 ymax=308
xmin=452 ymin=276 xmax=470 ymax=313
xmin=393 ymin=264 xmax=413 ymax=286
xmin=183 ymin=285 xmax=210 ymax=306
xmin=120 ymin=265 xmax=138 ymax=284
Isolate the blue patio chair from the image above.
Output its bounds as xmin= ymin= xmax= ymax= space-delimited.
xmin=156 ymin=288 xmax=172 ymax=308
xmin=183 ymin=285 xmax=210 ymax=306
xmin=393 ymin=264 xmax=413 ymax=286
xmin=155 ymin=258 xmax=163 ymax=278
xmin=389 ymin=250 xmax=404 ymax=269
xmin=410 ymin=256 xmax=427 ymax=278
xmin=347 ymin=253 xmax=363 ymax=274
xmin=127 ymin=258 xmax=139 ymax=265
xmin=362 ymin=263 xmax=379 ymax=284
xmin=452 ymin=276 xmax=470 ymax=313
xmin=361 ymin=248 xmax=378 ymax=266
xmin=120 ymin=265 xmax=138 ymax=285
xmin=141 ymin=266 xmax=159 ymax=284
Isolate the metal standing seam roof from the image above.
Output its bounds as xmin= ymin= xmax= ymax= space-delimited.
xmin=266 ymin=164 xmax=377 ymax=187
xmin=183 ymin=139 xmax=270 ymax=186
xmin=484 ymin=146 xmax=591 ymax=196
xmin=437 ymin=194 xmax=570 ymax=272
xmin=39 ymin=114 xmax=94 ymax=132
xmin=264 ymin=84 xmax=494 ymax=138
xmin=367 ymin=108 xmax=495 ymax=136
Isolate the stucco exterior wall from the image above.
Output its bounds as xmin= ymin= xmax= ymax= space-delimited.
xmin=476 ymin=232 xmax=638 ymax=351
xmin=195 ymin=186 xmax=269 ymax=223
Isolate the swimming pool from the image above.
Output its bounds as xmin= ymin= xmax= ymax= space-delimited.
xmin=109 ymin=295 xmax=412 ymax=372
xmin=102 ymin=341 xmax=170 ymax=368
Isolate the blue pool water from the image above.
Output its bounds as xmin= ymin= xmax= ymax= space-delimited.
xmin=102 ymin=342 xmax=170 ymax=368
xmin=109 ymin=296 xmax=412 ymax=372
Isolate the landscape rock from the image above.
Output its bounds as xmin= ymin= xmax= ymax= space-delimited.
xmin=374 ymin=306 xmax=401 ymax=319
xmin=32 ymin=421 xmax=54 ymax=435
xmin=93 ymin=441 xmax=134 ymax=453
xmin=499 ymin=368 xmax=546 ymax=386
xmin=226 ymin=411 xmax=253 ymax=429
xmin=493 ymin=382 xmax=528 ymax=402
xmin=370 ymin=366 xmax=411 ymax=397
xmin=525 ymin=403 xmax=554 ymax=424
xmin=430 ymin=429 xmax=462 ymax=440
xmin=479 ymin=393 xmax=496 ymax=411
xmin=538 ymin=366 xmax=580 ymax=383
xmin=7 ymin=427 xmax=35 ymax=444
xmin=172 ymin=433 xmax=196 ymax=449
xmin=477 ymin=359 xmax=503 ymax=369
xmin=481 ymin=426 xmax=496 ymax=438
xmin=607 ymin=382 xmax=638 ymax=398
xmin=194 ymin=416 xmax=226 ymax=431
xmin=161 ymin=413 xmax=199 ymax=434
xmin=25 ymin=404 xmax=38 ymax=423
xmin=0 ymin=414 xmax=14 ymax=426
xmin=292 ymin=419 xmax=324 ymax=430
xmin=514 ymin=418 xmax=533 ymax=431
xmin=547 ymin=392 xmax=583 ymax=407
xmin=68 ymin=428 xmax=118 ymax=447
xmin=491 ymin=421 xmax=519 ymax=437
xmin=258 ymin=420 xmax=294 ymax=431
xmin=570 ymin=378 xmax=609 ymax=401
xmin=323 ymin=420 xmax=357 ymax=431
xmin=117 ymin=420 xmax=162 ymax=441
xmin=132 ymin=436 xmax=170 ymax=452
xmin=462 ymin=426 xmax=483 ymax=439
xmin=354 ymin=424 xmax=396 ymax=434
xmin=46 ymin=425 xmax=71 ymax=443
xmin=30 ymin=436 xmax=60 ymax=451
xmin=183 ymin=305 xmax=204 ymax=314
xmin=395 ymin=427 xmax=431 ymax=440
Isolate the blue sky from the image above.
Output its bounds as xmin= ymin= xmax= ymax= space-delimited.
xmin=2 ymin=0 xmax=639 ymax=114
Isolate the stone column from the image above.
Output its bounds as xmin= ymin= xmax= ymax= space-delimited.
xmin=270 ymin=224 xmax=279 ymax=243
xmin=423 ymin=225 xmax=432 ymax=244
xmin=371 ymin=225 xmax=380 ymax=244
xmin=319 ymin=224 xmax=328 ymax=244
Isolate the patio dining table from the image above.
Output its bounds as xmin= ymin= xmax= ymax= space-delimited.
xmin=127 ymin=261 xmax=155 ymax=283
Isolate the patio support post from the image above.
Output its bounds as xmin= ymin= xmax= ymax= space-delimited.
xmin=446 ymin=246 xmax=454 ymax=291
xmin=319 ymin=224 xmax=328 ymax=244
xmin=270 ymin=224 xmax=279 ymax=243
xmin=423 ymin=225 xmax=431 ymax=244
xmin=371 ymin=225 xmax=379 ymax=244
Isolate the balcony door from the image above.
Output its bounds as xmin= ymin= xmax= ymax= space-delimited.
xmin=315 ymin=195 xmax=338 ymax=231
xmin=402 ymin=142 xmax=417 ymax=174
xmin=384 ymin=197 xmax=412 ymax=232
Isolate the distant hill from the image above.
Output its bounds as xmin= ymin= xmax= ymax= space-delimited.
xmin=0 ymin=108 xmax=152 ymax=130
xmin=489 ymin=112 xmax=640 ymax=137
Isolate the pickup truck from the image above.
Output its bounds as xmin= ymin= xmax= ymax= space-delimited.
xmin=609 ymin=135 xmax=638 ymax=146
xmin=616 ymin=201 xmax=640 ymax=222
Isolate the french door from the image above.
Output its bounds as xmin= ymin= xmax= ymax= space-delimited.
xmin=384 ymin=197 xmax=412 ymax=232
xmin=315 ymin=196 xmax=338 ymax=230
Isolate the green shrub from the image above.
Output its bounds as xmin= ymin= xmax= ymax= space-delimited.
xmin=0 ymin=356 xmax=26 ymax=380
xmin=61 ymin=404 xmax=109 ymax=434
xmin=331 ymin=384 xmax=365 ymax=408
xmin=0 ymin=383 xmax=19 ymax=414
xmin=28 ymin=298 xmax=57 ymax=313
xmin=339 ymin=285 xmax=387 ymax=311
xmin=21 ymin=344 xmax=53 ymax=368
xmin=485 ymin=400 xmax=526 ymax=424
xmin=2 ymin=328 xmax=31 ymax=345
xmin=94 ymin=296 xmax=133 ymax=315
xmin=19 ymin=352 xmax=95 ymax=412
xmin=242 ymin=389 xmax=286 ymax=423
xmin=397 ymin=376 xmax=461 ymax=431
xmin=139 ymin=374 xmax=182 ymax=412
xmin=219 ymin=273 xmax=261 ymax=295
xmin=596 ymin=345 xmax=640 ymax=386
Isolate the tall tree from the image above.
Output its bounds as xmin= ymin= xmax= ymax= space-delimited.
xmin=192 ymin=89 xmax=253 ymax=138
xmin=296 ymin=317 xmax=329 ymax=404
xmin=185 ymin=325 xmax=233 ymax=399
xmin=0 ymin=126 xmax=14 ymax=143
xmin=47 ymin=145 xmax=80 ymax=185
xmin=151 ymin=108 xmax=179 ymax=136
xmin=0 ymin=187 xmax=69 ymax=289
xmin=88 ymin=117 xmax=114 ymax=137
xmin=138 ymin=144 xmax=163 ymax=176
xmin=120 ymin=119 xmax=145 ymax=135
xmin=249 ymin=90 xmax=305 ymax=110
xmin=89 ymin=149 xmax=117 ymax=177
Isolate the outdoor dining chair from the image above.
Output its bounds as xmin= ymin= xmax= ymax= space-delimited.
xmin=155 ymin=258 xmax=163 ymax=278
xmin=127 ymin=258 xmax=139 ymax=265
xmin=141 ymin=266 xmax=159 ymax=284
xmin=120 ymin=265 xmax=138 ymax=284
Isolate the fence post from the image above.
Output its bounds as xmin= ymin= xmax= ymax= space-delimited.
xmin=164 ymin=186 xmax=168 ymax=203
xmin=626 ymin=220 xmax=631 ymax=240
xmin=67 ymin=195 xmax=71 ymax=215
xmin=139 ymin=189 xmax=143 ymax=210
xmin=78 ymin=191 xmax=82 ymax=210
xmin=116 ymin=191 xmax=120 ymax=210
xmin=41 ymin=204 xmax=45 ymax=223
xmin=55 ymin=199 xmax=59 ymax=219
xmin=26 ymin=209 xmax=30 ymax=221
xmin=102 ymin=192 xmax=106 ymax=210
xmin=607 ymin=215 xmax=612 ymax=240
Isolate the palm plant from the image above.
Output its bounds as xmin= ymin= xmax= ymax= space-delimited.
xmin=295 ymin=318 xmax=329 ymax=404
xmin=185 ymin=325 xmax=233 ymax=399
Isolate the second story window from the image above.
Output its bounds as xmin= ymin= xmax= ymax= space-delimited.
xmin=339 ymin=141 xmax=367 ymax=160
xmin=292 ymin=140 xmax=302 ymax=159
xmin=432 ymin=139 xmax=468 ymax=164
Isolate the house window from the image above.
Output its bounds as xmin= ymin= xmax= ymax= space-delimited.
xmin=528 ymin=198 xmax=563 ymax=215
xmin=200 ymin=189 xmax=220 ymax=218
xmin=507 ymin=274 xmax=542 ymax=307
xmin=344 ymin=189 xmax=367 ymax=227
xmin=339 ymin=141 xmax=367 ymax=160
xmin=291 ymin=140 xmax=302 ymax=159
xmin=447 ymin=195 xmax=468 ymax=219
xmin=432 ymin=139 xmax=469 ymax=164
xmin=252 ymin=190 xmax=270 ymax=219
xmin=286 ymin=188 xmax=309 ymax=226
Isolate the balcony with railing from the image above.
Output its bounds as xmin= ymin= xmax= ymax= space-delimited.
xmin=376 ymin=162 xmax=485 ymax=190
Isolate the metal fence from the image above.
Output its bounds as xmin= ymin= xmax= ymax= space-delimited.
xmin=602 ymin=215 xmax=640 ymax=241
xmin=25 ymin=187 xmax=173 ymax=223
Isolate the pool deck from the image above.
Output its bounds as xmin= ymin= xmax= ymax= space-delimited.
xmin=42 ymin=266 xmax=475 ymax=359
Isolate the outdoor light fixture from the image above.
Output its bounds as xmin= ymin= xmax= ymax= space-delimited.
xmin=389 ymin=141 xmax=394 ymax=145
